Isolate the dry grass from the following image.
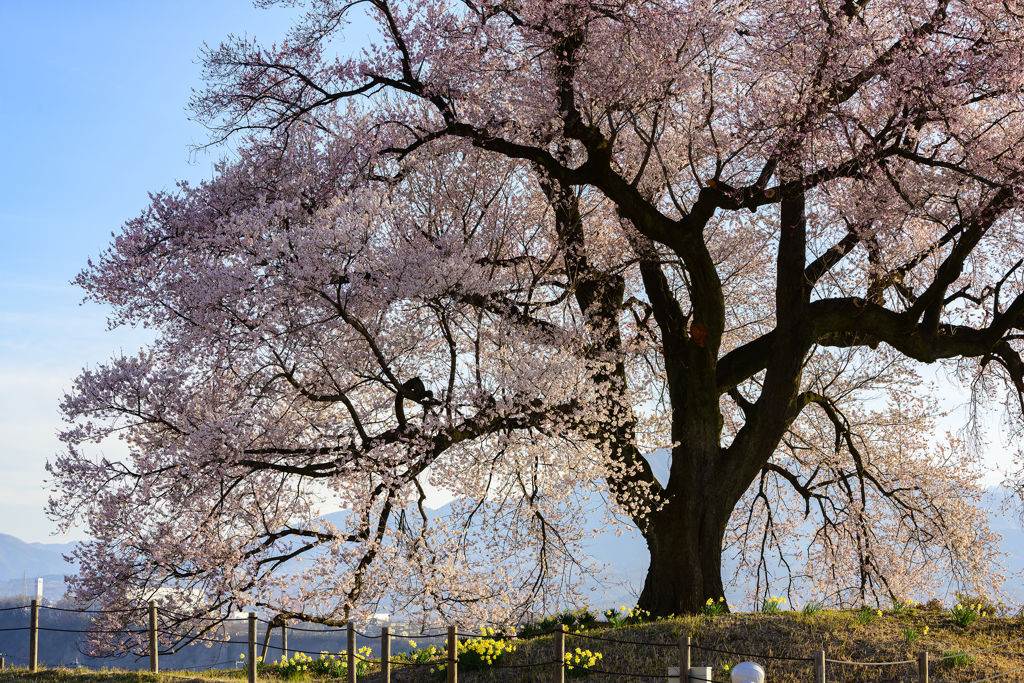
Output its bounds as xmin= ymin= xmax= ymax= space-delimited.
xmin=4 ymin=609 xmax=1023 ymax=683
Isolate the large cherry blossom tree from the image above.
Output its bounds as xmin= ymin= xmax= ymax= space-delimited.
xmin=49 ymin=0 xmax=1024 ymax=645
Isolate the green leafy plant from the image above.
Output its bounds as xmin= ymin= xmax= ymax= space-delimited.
xmin=801 ymin=601 xmax=824 ymax=616
xmin=760 ymin=596 xmax=785 ymax=614
xmin=700 ymin=597 xmax=728 ymax=617
xmin=901 ymin=626 xmax=920 ymax=645
xmin=891 ymin=599 xmax=918 ymax=615
xmin=855 ymin=606 xmax=882 ymax=625
xmin=949 ymin=603 xmax=985 ymax=627
xmin=940 ymin=650 xmax=974 ymax=668
xmin=565 ymin=646 xmax=603 ymax=678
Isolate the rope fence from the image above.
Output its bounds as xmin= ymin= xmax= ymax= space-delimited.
xmin=2 ymin=601 xmax=1023 ymax=683
xmin=824 ymin=657 xmax=917 ymax=666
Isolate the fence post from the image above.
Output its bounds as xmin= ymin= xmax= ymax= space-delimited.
xmin=680 ymin=636 xmax=690 ymax=682
xmin=29 ymin=599 xmax=38 ymax=672
xmin=149 ymin=601 xmax=159 ymax=673
xmin=813 ymin=650 xmax=825 ymax=683
xmin=260 ymin=621 xmax=273 ymax=661
xmin=447 ymin=625 xmax=458 ymax=683
xmin=381 ymin=625 xmax=391 ymax=683
xmin=918 ymin=652 xmax=928 ymax=683
xmin=556 ymin=624 xmax=566 ymax=683
xmin=248 ymin=612 xmax=257 ymax=683
xmin=347 ymin=621 xmax=356 ymax=683
xmin=282 ymin=620 xmax=288 ymax=660
xmin=1 ymin=655 xmax=5 ymax=670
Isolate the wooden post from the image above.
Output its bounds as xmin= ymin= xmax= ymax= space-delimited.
xmin=1 ymin=655 xmax=6 ymax=670
xmin=282 ymin=621 xmax=288 ymax=660
xmin=149 ymin=601 xmax=159 ymax=673
xmin=381 ymin=626 xmax=391 ymax=683
xmin=680 ymin=636 xmax=690 ymax=682
xmin=347 ymin=621 xmax=356 ymax=683
xmin=556 ymin=624 xmax=566 ymax=683
xmin=918 ymin=652 xmax=929 ymax=683
xmin=813 ymin=650 xmax=825 ymax=683
xmin=29 ymin=599 xmax=38 ymax=671
xmin=248 ymin=612 xmax=257 ymax=683
xmin=447 ymin=625 xmax=457 ymax=683
xmin=260 ymin=622 xmax=274 ymax=661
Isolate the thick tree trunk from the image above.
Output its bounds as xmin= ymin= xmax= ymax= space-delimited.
xmin=636 ymin=483 xmax=733 ymax=616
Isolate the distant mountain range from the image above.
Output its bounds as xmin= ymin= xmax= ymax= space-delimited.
xmin=3 ymin=480 xmax=1022 ymax=608
xmin=0 ymin=533 xmax=76 ymax=582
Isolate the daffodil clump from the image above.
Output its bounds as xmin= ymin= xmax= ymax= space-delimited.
xmin=520 ymin=608 xmax=600 ymax=636
xmin=448 ymin=628 xmax=517 ymax=671
xmin=392 ymin=641 xmax=444 ymax=670
xmin=565 ymin=646 xmax=603 ymax=678
xmin=603 ymin=605 xmax=651 ymax=627
xmin=700 ymin=597 xmax=730 ymax=618
xmin=237 ymin=653 xmax=266 ymax=675
xmin=949 ymin=603 xmax=987 ymax=627
xmin=902 ymin=623 xmax=931 ymax=644
xmin=273 ymin=648 xmax=374 ymax=679
xmin=760 ymin=596 xmax=786 ymax=614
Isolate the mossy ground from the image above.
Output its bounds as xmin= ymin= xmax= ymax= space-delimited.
xmin=3 ymin=608 xmax=1022 ymax=683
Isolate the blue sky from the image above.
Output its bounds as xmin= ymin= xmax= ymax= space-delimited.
xmin=0 ymin=1 xmax=1018 ymax=546
xmin=0 ymin=1 xmax=379 ymax=542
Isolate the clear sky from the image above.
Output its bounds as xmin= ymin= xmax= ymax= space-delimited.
xmin=0 ymin=1 xmax=1017 ymax=546
xmin=0 ymin=0 xmax=379 ymax=543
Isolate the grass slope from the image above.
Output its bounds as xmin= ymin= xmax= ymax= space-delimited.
xmin=3 ymin=608 xmax=1023 ymax=683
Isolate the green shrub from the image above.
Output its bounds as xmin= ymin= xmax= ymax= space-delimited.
xmin=760 ymin=597 xmax=785 ymax=614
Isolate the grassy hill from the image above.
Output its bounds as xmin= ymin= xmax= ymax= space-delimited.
xmin=2 ymin=606 xmax=1022 ymax=683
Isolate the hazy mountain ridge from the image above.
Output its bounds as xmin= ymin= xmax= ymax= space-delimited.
xmin=3 ymin=482 xmax=1021 ymax=608
xmin=0 ymin=533 xmax=76 ymax=582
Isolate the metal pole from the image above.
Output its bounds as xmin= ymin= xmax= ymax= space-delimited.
xmin=149 ymin=601 xmax=159 ymax=673
xmin=918 ymin=652 xmax=929 ymax=683
xmin=248 ymin=612 xmax=257 ymax=683
xmin=556 ymin=625 xmax=566 ymax=683
xmin=347 ymin=621 xmax=356 ymax=683
xmin=29 ymin=599 xmax=38 ymax=671
xmin=381 ymin=626 xmax=391 ymax=683
xmin=680 ymin=636 xmax=690 ymax=682
xmin=447 ymin=625 xmax=458 ymax=683
xmin=814 ymin=650 xmax=825 ymax=683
